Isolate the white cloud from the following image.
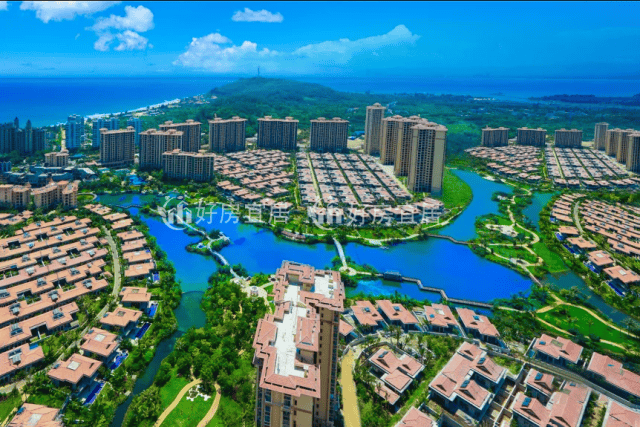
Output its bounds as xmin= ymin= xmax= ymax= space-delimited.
xmin=173 ymin=33 xmax=277 ymax=72
xmin=231 ymin=7 xmax=283 ymax=23
xmin=91 ymin=5 xmax=154 ymax=32
xmin=20 ymin=1 xmax=119 ymax=23
xmin=293 ymin=25 xmax=419 ymax=62
xmin=0 ymin=2 xmax=8 ymax=11
xmin=87 ymin=5 xmax=154 ymax=52
xmin=114 ymin=30 xmax=149 ymax=51
xmin=174 ymin=25 xmax=420 ymax=74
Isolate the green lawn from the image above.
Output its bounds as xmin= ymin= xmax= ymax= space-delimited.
xmin=531 ymin=240 xmax=567 ymax=273
xmin=537 ymin=304 xmax=637 ymax=347
xmin=159 ymin=371 xmax=191 ymax=408
xmin=0 ymin=392 xmax=23 ymax=424
xmin=160 ymin=385 xmax=214 ymax=427
xmin=440 ymin=168 xmax=473 ymax=209
xmin=493 ymin=356 xmax=523 ymax=376
xmin=206 ymin=396 xmax=242 ymax=427
xmin=263 ymin=284 xmax=274 ymax=295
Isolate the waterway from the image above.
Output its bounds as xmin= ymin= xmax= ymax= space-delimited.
xmin=523 ymin=192 xmax=557 ymax=231
xmin=437 ymin=170 xmax=514 ymax=241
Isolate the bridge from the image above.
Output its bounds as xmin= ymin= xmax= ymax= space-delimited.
xmin=378 ymin=273 xmax=494 ymax=310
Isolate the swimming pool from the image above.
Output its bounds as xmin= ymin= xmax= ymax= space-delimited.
xmin=147 ymin=303 xmax=158 ymax=318
xmin=135 ymin=323 xmax=150 ymax=339
xmin=110 ymin=352 xmax=128 ymax=370
xmin=84 ymin=382 xmax=105 ymax=406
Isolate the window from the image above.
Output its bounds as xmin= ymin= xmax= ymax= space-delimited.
xmin=265 ymin=390 xmax=272 ymax=403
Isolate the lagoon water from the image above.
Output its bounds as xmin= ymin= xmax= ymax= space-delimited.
xmin=524 ymin=192 xmax=557 ymax=231
xmin=437 ymin=170 xmax=513 ymax=241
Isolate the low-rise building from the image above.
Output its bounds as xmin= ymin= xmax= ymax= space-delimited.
xmin=0 ymin=343 xmax=44 ymax=383
xmin=80 ymin=328 xmax=120 ymax=364
xmin=394 ymin=407 xmax=436 ymax=427
xmin=48 ymin=353 xmax=101 ymax=393
xmin=524 ymin=369 xmax=555 ymax=404
xmin=7 ymin=404 xmax=62 ymax=427
xmin=351 ymin=300 xmax=386 ymax=332
xmin=100 ymin=307 xmax=142 ymax=337
xmin=377 ymin=300 xmax=420 ymax=332
xmin=511 ymin=382 xmax=590 ymax=427
xmin=531 ymin=334 xmax=583 ymax=367
xmin=602 ymin=401 xmax=640 ymax=427
xmin=456 ymin=307 xmax=501 ymax=346
xmin=423 ymin=303 xmax=460 ymax=334
xmin=586 ymin=352 xmax=640 ymax=401
xmin=369 ymin=347 xmax=424 ymax=400
xmin=119 ymin=287 xmax=152 ymax=310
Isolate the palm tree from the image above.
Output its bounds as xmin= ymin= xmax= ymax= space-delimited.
xmin=587 ymin=319 xmax=594 ymax=335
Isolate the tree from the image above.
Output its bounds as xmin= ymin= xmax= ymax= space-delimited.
xmin=128 ymin=386 xmax=162 ymax=423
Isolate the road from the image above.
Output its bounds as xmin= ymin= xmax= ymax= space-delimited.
xmin=573 ymin=200 xmax=584 ymax=233
xmin=197 ymin=383 xmax=221 ymax=427
xmin=340 ymin=350 xmax=362 ymax=427
xmin=103 ymin=226 xmax=122 ymax=297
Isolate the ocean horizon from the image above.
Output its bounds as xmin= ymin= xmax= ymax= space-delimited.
xmin=2 ymin=75 xmax=640 ymax=127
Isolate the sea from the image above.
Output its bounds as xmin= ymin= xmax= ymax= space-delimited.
xmin=2 ymin=76 xmax=640 ymax=127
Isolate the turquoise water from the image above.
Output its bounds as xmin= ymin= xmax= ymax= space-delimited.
xmin=438 ymin=171 xmax=513 ymax=241
xmin=523 ymin=192 xmax=557 ymax=231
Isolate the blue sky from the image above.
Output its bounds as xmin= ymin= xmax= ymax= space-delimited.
xmin=1 ymin=1 xmax=640 ymax=78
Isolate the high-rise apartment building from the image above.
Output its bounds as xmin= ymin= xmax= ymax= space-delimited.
xmin=364 ymin=103 xmax=386 ymax=155
xmin=257 ymin=116 xmax=298 ymax=151
xmin=594 ymin=122 xmax=609 ymax=151
xmin=309 ymin=117 xmax=349 ymax=153
xmin=481 ymin=127 xmax=509 ymax=147
xmin=0 ymin=185 xmax=31 ymax=209
xmin=208 ymin=117 xmax=247 ymax=153
xmin=92 ymin=118 xmax=119 ymax=148
xmin=606 ymin=128 xmax=622 ymax=157
xmin=159 ymin=120 xmax=201 ymax=153
xmin=139 ymin=128 xmax=184 ymax=170
xmin=394 ymin=116 xmax=431 ymax=177
xmin=0 ymin=121 xmax=17 ymax=154
xmin=127 ymin=117 xmax=142 ymax=146
xmin=99 ymin=127 xmax=135 ymax=167
xmin=162 ymin=149 xmax=215 ymax=182
xmin=626 ymin=133 xmax=640 ymax=172
xmin=65 ymin=115 xmax=85 ymax=150
xmin=616 ymin=129 xmax=636 ymax=164
xmin=554 ymin=129 xmax=583 ymax=148
xmin=517 ymin=127 xmax=547 ymax=147
xmin=252 ymin=261 xmax=344 ymax=427
xmin=407 ymin=122 xmax=447 ymax=195
xmin=44 ymin=149 xmax=70 ymax=168
xmin=33 ymin=128 xmax=46 ymax=152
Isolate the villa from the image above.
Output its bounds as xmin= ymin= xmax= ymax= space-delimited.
xmin=423 ymin=303 xmax=460 ymax=334
xmin=48 ymin=353 xmax=101 ymax=393
xmin=7 ymin=404 xmax=62 ymax=427
xmin=80 ymin=328 xmax=120 ymax=364
xmin=350 ymin=300 xmax=386 ymax=332
xmin=100 ymin=307 xmax=142 ymax=337
xmin=510 ymin=382 xmax=590 ymax=427
xmin=530 ymin=334 xmax=583 ymax=367
xmin=429 ymin=343 xmax=507 ymax=422
xmin=456 ymin=307 xmax=501 ymax=346
xmin=602 ymin=401 xmax=640 ymax=427
xmin=377 ymin=300 xmax=420 ymax=332
xmin=394 ymin=407 xmax=437 ymax=427
xmin=603 ymin=266 xmax=640 ymax=292
xmin=0 ymin=343 xmax=44 ymax=383
xmin=587 ymin=250 xmax=615 ymax=271
xmin=119 ymin=286 xmax=152 ymax=310
xmin=369 ymin=347 xmax=424 ymax=404
xmin=523 ymin=369 xmax=555 ymax=404
xmin=586 ymin=352 xmax=640 ymax=401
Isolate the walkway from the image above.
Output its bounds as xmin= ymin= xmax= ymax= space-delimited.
xmin=154 ymin=379 xmax=202 ymax=427
xmin=333 ymin=237 xmax=347 ymax=268
xmin=196 ymin=383 xmax=221 ymax=427
xmin=103 ymin=226 xmax=122 ymax=297
xmin=340 ymin=350 xmax=361 ymax=427
xmin=573 ymin=200 xmax=584 ymax=234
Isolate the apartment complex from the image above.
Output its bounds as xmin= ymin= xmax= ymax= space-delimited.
xmin=139 ymin=128 xmax=183 ymax=170
xmin=162 ymin=149 xmax=215 ymax=182
xmin=44 ymin=149 xmax=69 ymax=168
xmin=626 ymin=133 xmax=640 ymax=172
xmin=32 ymin=180 xmax=79 ymax=209
xmin=65 ymin=115 xmax=85 ymax=150
xmin=0 ymin=185 xmax=31 ymax=209
xmin=606 ymin=128 xmax=623 ymax=157
xmin=381 ymin=115 xmax=419 ymax=166
xmin=127 ymin=117 xmax=142 ymax=146
xmin=257 ymin=116 xmax=298 ymax=151
xmin=407 ymin=122 xmax=447 ymax=195
xmin=481 ymin=127 xmax=509 ymax=147
xmin=252 ymin=261 xmax=344 ymax=427
xmin=594 ymin=122 xmax=609 ymax=150
xmin=0 ymin=118 xmax=46 ymax=155
xmin=91 ymin=117 xmax=119 ymax=148
xmin=209 ymin=116 xmax=247 ymax=153
xmin=554 ymin=129 xmax=583 ymax=148
xmin=159 ymin=120 xmax=201 ymax=152
xmin=616 ymin=129 xmax=636 ymax=164
xmin=517 ymin=128 xmax=547 ymax=147
xmin=309 ymin=117 xmax=349 ymax=153
xmin=364 ymin=103 xmax=386 ymax=155
xmin=99 ymin=127 xmax=135 ymax=167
